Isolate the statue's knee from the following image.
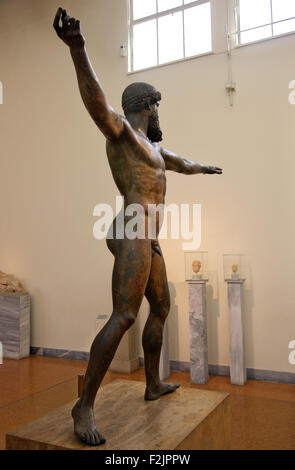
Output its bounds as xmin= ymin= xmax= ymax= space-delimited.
xmin=162 ymin=301 xmax=170 ymax=320
xmin=152 ymin=299 xmax=170 ymax=320
xmin=117 ymin=310 xmax=136 ymax=329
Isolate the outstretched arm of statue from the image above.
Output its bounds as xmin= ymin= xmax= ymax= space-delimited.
xmin=161 ymin=148 xmax=223 ymax=175
xmin=53 ymin=8 xmax=124 ymax=141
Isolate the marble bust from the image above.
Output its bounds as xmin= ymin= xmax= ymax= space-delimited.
xmin=231 ymin=264 xmax=239 ymax=280
xmin=192 ymin=260 xmax=202 ymax=280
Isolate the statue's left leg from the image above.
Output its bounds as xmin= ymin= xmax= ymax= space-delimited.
xmin=143 ymin=245 xmax=180 ymax=400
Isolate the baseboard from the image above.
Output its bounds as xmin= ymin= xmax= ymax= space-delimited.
xmin=30 ymin=347 xmax=295 ymax=385
xmin=246 ymin=367 xmax=295 ymax=384
xmin=140 ymin=358 xmax=295 ymax=385
xmin=30 ymin=346 xmax=90 ymax=362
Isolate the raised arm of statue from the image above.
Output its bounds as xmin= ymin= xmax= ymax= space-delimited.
xmin=53 ymin=8 xmax=124 ymax=141
xmin=160 ymin=147 xmax=223 ymax=175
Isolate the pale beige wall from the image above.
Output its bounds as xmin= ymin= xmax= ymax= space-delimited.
xmin=0 ymin=0 xmax=294 ymax=373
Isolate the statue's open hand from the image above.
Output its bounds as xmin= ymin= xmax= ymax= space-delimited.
xmin=53 ymin=8 xmax=85 ymax=49
xmin=204 ymin=165 xmax=223 ymax=175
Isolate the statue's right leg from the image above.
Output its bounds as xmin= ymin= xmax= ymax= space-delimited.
xmin=72 ymin=236 xmax=152 ymax=446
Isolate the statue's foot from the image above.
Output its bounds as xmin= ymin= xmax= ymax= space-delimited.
xmin=71 ymin=400 xmax=106 ymax=446
xmin=144 ymin=382 xmax=180 ymax=401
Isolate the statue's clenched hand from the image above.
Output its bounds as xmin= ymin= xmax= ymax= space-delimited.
xmin=53 ymin=7 xmax=85 ymax=49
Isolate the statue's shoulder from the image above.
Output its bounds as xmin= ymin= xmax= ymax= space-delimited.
xmin=119 ymin=115 xmax=139 ymax=141
xmin=106 ymin=114 xmax=136 ymax=147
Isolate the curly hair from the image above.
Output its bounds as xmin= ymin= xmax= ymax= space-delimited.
xmin=122 ymin=82 xmax=161 ymax=115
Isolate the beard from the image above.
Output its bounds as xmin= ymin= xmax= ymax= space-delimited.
xmin=147 ymin=110 xmax=163 ymax=143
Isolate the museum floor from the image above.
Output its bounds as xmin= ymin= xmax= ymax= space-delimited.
xmin=0 ymin=356 xmax=294 ymax=450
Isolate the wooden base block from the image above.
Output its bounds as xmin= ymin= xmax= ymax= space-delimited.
xmin=6 ymin=380 xmax=230 ymax=450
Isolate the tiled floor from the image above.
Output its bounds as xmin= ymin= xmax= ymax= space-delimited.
xmin=0 ymin=356 xmax=294 ymax=450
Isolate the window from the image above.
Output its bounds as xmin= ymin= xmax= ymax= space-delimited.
xmin=128 ymin=0 xmax=212 ymax=72
xmin=237 ymin=0 xmax=295 ymax=45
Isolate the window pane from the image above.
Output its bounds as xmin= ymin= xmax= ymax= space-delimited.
xmin=133 ymin=20 xmax=157 ymax=71
xmin=184 ymin=3 xmax=212 ymax=57
xmin=240 ymin=0 xmax=271 ymax=31
xmin=158 ymin=12 xmax=184 ymax=64
xmin=184 ymin=0 xmax=199 ymax=4
xmin=272 ymin=0 xmax=295 ymax=23
xmin=273 ymin=18 xmax=295 ymax=36
xmin=158 ymin=0 xmax=182 ymax=13
xmin=132 ymin=0 xmax=156 ymax=20
xmin=240 ymin=25 xmax=272 ymax=44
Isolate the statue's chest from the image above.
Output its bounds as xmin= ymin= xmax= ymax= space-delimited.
xmin=137 ymin=138 xmax=165 ymax=170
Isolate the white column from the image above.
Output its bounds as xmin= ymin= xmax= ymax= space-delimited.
xmin=188 ymin=281 xmax=209 ymax=384
xmin=227 ymin=280 xmax=247 ymax=386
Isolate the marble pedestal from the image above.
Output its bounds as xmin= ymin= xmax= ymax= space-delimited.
xmin=227 ymin=280 xmax=246 ymax=386
xmin=6 ymin=379 xmax=230 ymax=450
xmin=0 ymin=293 xmax=30 ymax=360
xmin=110 ymin=324 xmax=139 ymax=373
xmin=188 ymin=281 xmax=208 ymax=384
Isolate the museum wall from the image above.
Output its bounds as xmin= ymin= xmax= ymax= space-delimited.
xmin=0 ymin=0 xmax=294 ymax=374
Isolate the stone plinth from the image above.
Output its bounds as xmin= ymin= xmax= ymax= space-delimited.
xmin=227 ymin=280 xmax=246 ymax=386
xmin=110 ymin=324 xmax=139 ymax=373
xmin=6 ymin=379 xmax=230 ymax=450
xmin=188 ymin=281 xmax=208 ymax=384
xmin=0 ymin=293 xmax=30 ymax=360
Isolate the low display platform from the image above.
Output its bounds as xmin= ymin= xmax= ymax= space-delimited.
xmin=6 ymin=379 xmax=230 ymax=450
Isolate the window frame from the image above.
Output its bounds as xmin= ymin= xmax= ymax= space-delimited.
xmin=128 ymin=0 xmax=213 ymax=73
xmin=235 ymin=0 xmax=295 ymax=47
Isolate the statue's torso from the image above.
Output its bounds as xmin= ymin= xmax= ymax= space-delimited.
xmin=106 ymin=120 xmax=167 ymax=212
